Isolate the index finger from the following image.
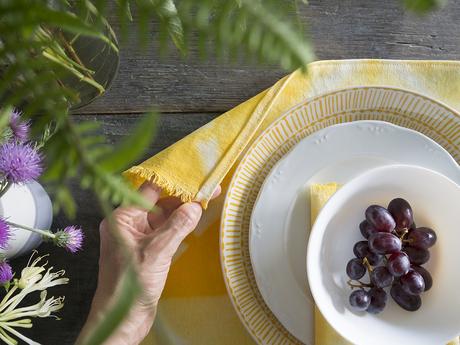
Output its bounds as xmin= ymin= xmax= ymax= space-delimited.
xmin=138 ymin=181 xmax=162 ymax=207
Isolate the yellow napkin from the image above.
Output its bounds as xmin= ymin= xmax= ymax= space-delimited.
xmin=127 ymin=60 xmax=460 ymax=345
xmin=310 ymin=183 xmax=460 ymax=345
xmin=125 ymin=60 xmax=460 ymax=208
xmin=310 ymin=183 xmax=349 ymax=344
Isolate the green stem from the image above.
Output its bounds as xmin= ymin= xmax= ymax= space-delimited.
xmin=0 ymin=301 xmax=41 ymax=320
xmin=0 ymin=310 xmax=38 ymax=322
xmin=6 ymin=222 xmax=55 ymax=240
xmin=0 ymin=286 xmax=17 ymax=311
xmin=0 ymin=327 xmax=16 ymax=345
xmin=0 ymin=289 xmax=28 ymax=315
xmin=0 ymin=181 xmax=11 ymax=198
xmin=362 ymin=257 xmax=374 ymax=273
xmin=3 ymin=290 xmax=31 ymax=316
xmin=347 ymin=279 xmax=373 ymax=289
xmin=42 ymin=51 xmax=105 ymax=94
xmin=2 ymin=320 xmax=32 ymax=329
xmin=397 ymin=228 xmax=410 ymax=240
xmin=0 ymin=323 xmax=39 ymax=345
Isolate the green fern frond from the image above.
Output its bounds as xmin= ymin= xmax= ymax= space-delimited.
xmin=175 ymin=0 xmax=314 ymax=70
xmin=0 ymin=1 xmax=312 ymax=343
xmin=403 ymin=0 xmax=447 ymax=12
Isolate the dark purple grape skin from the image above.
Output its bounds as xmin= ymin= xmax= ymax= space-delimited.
xmin=400 ymin=270 xmax=425 ymax=295
xmin=349 ymin=290 xmax=371 ymax=311
xmin=369 ymin=232 xmax=402 ymax=254
xmin=403 ymin=246 xmax=430 ymax=265
xmin=366 ymin=251 xmax=383 ymax=266
xmin=359 ymin=220 xmax=379 ymax=239
xmin=366 ymin=287 xmax=388 ymax=314
xmin=365 ymin=205 xmax=396 ymax=232
xmin=390 ymin=283 xmax=422 ymax=311
xmin=388 ymin=198 xmax=414 ymax=230
xmin=411 ymin=265 xmax=433 ymax=291
xmin=408 ymin=227 xmax=437 ymax=249
xmin=370 ymin=266 xmax=394 ymax=288
xmin=352 ymin=240 xmax=382 ymax=265
xmin=387 ymin=252 xmax=410 ymax=277
xmin=346 ymin=258 xmax=366 ymax=280
xmin=353 ymin=241 xmax=369 ymax=259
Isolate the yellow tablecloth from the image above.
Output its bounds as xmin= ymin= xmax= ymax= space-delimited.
xmin=126 ymin=59 xmax=460 ymax=345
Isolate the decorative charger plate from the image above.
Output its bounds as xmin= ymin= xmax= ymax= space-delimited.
xmin=220 ymin=87 xmax=460 ymax=345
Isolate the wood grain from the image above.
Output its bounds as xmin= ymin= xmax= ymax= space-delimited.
xmin=80 ymin=0 xmax=460 ymax=115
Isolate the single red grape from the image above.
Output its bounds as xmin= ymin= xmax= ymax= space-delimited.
xmin=365 ymin=205 xmax=396 ymax=232
xmin=387 ymin=252 xmax=410 ymax=277
xmin=411 ymin=265 xmax=433 ymax=291
xmin=390 ymin=282 xmax=422 ymax=311
xmin=388 ymin=198 xmax=413 ymax=230
xmin=349 ymin=290 xmax=371 ymax=311
xmin=400 ymin=270 xmax=425 ymax=295
xmin=359 ymin=220 xmax=379 ymax=239
xmin=369 ymin=232 xmax=402 ymax=254
xmin=353 ymin=241 xmax=369 ymax=259
xmin=370 ymin=266 xmax=394 ymax=288
xmin=408 ymin=227 xmax=437 ymax=249
xmin=366 ymin=251 xmax=383 ymax=266
xmin=366 ymin=287 xmax=388 ymax=314
xmin=346 ymin=258 xmax=366 ymax=280
xmin=403 ymin=246 xmax=430 ymax=265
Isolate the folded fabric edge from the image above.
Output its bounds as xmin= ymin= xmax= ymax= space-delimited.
xmin=123 ymin=166 xmax=196 ymax=204
xmin=195 ymin=73 xmax=295 ymax=204
xmin=310 ymin=58 xmax=460 ymax=67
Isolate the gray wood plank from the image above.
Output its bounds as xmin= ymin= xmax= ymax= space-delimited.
xmin=79 ymin=0 xmax=460 ymax=115
xmin=12 ymin=113 xmax=218 ymax=345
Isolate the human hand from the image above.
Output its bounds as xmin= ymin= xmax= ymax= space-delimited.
xmin=77 ymin=182 xmax=221 ymax=345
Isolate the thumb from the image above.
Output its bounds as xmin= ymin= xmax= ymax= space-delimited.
xmin=143 ymin=202 xmax=203 ymax=260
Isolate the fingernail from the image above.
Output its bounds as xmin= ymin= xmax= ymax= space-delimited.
xmin=212 ymin=185 xmax=222 ymax=199
xmin=189 ymin=202 xmax=202 ymax=215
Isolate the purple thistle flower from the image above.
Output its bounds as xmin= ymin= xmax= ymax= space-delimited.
xmin=0 ymin=217 xmax=11 ymax=249
xmin=0 ymin=142 xmax=43 ymax=184
xmin=0 ymin=260 xmax=13 ymax=285
xmin=9 ymin=110 xmax=30 ymax=142
xmin=54 ymin=226 xmax=84 ymax=253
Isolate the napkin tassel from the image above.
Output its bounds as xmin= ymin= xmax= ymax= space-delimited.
xmin=124 ymin=166 xmax=196 ymax=203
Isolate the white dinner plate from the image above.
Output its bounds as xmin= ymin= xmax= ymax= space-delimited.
xmin=249 ymin=121 xmax=460 ymax=344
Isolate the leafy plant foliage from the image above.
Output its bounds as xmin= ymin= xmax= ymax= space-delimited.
xmin=0 ymin=0 xmax=314 ymax=218
xmin=403 ymin=0 xmax=448 ymax=12
xmin=1 ymin=0 xmax=313 ymax=343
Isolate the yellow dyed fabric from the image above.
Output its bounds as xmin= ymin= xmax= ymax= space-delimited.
xmin=128 ymin=59 xmax=460 ymax=345
xmin=310 ymin=183 xmax=350 ymax=345
xmin=125 ymin=59 xmax=460 ymax=208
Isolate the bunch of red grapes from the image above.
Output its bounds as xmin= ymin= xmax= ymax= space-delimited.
xmin=346 ymin=198 xmax=436 ymax=313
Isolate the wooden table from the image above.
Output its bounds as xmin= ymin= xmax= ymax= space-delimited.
xmin=13 ymin=1 xmax=460 ymax=343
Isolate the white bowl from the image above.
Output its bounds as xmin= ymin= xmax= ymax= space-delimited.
xmin=307 ymin=164 xmax=460 ymax=345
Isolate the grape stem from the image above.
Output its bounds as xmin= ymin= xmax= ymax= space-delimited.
xmin=347 ymin=279 xmax=373 ymax=289
xmin=397 ymin=228 xmax=409 ymax=240
xmin=362 ymin=257 xmax=373 ymax=273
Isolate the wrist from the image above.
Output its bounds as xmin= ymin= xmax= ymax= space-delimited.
xmin=105 ymin=304 xmax=156 ymax=345
xmin=78 ymin=288 xmax=156 ymax=345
